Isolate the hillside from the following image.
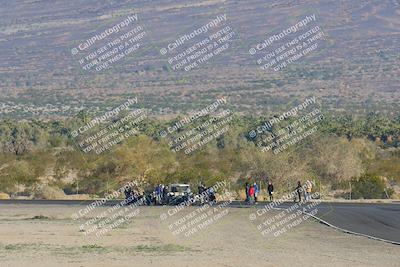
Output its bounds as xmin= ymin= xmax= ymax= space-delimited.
xmin=0 ymin=0 xmax=399 ymax=119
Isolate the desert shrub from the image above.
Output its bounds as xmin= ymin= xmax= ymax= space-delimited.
xmin=33 ymin=186 xmax=66 ymax=199
xmin=0 ymin=192 xmax=10 ymax=199
xmin=351 ymin=174 xmax=386 ymax=199
xmin=62 ymin=183 xmax=77 ymax=195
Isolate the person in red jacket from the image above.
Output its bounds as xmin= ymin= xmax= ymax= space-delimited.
xmin=249 ymin=185 xmax=255 ymax=204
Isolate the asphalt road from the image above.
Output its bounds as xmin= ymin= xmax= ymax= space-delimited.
xmin=256 ymin=201 xmax=400 ymax=244
xmin=1 ymin=200 xmax=399 ymax=244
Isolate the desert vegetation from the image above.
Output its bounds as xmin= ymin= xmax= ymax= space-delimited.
xmin=0 ymin=111 xmax=399 ymax=199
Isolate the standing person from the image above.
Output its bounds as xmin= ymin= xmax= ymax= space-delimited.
xmin=155 ymin=184 xmax=162 ymax=205
xmin=208 ymin=186 xmax=216 ymax=203
xmin=198 ymin=183 xmax=206 ymax=204
xmin=305 ymin=180 xmax=312 ymax=202
xmin=162 ymin=185 xmax=169 ymax=205
xmin=245 ymin=182 xmax=250 ymax=204
xmin=249 ymin=185 xmax=255 ymax=204
xmin=253 ymin=182 xmax=259 ymax=203
xmin=124 ymin=186 xmax=133 ymax=204
xmin=160 ymin=184 xmax=165 ymax=204
xmin=267 ymin=181 xmax=274 ymax=201
xmin=295 ymin=181 xmax=302 ymax=203
xmin=124 ymin=186 xmax=131 ymax=199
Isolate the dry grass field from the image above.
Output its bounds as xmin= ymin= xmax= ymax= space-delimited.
xmin=0 ymin=204 xmax=399 ymax=267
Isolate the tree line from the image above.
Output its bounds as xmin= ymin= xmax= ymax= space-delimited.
xmin=0 ymin=111 xmax=399 ymax=198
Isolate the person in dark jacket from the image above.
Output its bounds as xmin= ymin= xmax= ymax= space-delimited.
xmin=245 ymin=182 xmax=250 ymax=204
xmin=207 ymin=187 xmax=216 ymax=203
xmin=155 ymin=184 xmax=162 ymax=205
xmin=162 ymin=185 xmax=169 ymax=205
xmin=124 ymin=187 xmax=133 ymax=205
xmin=198 ymin=183 xmax=207 ymax=204
xmin=295 ymin=181 xmax=302 ymax=203
xmin=267 ymin=181 xmax=274 ymax=201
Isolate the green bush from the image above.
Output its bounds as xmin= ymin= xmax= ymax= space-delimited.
xmin=352 ymin=174 xmax=386 ymax=199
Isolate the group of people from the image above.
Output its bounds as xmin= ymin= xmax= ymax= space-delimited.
xmin=198 ymin=183 xmax=216 ymax=204
xmin=123 ymin=186 xmax=143 ymax=205
xmin=245 ymin=182 xmax=259 ymax=204
xmin=244 ymin=180 xmax=314 ymax=203
xmin=123 ymin=183 xmax=218 ymax=206
xmin=154 ymin=184 xmax=170 ymax=205
xmin=245 ymin=181 xmax=275 ymax=204
xmin=123 ymin=184 xmax=169 ymax=206
xmin=124 ymin=180 xmax=313 ymax=206
xmin=153 ymin=183 xmax=216 ymax=205
xmin=294 ymin=180 xmax=313 ymax=202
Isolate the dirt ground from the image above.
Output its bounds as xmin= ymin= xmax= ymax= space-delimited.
xmin=0 ymin=204 xmax=399 ymax=267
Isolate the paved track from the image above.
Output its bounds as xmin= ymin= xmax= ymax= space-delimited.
xmin=248 ymin=201 xmax=400 ymax=244
xmin=1 ymin=200 xmax=399 ymax=244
